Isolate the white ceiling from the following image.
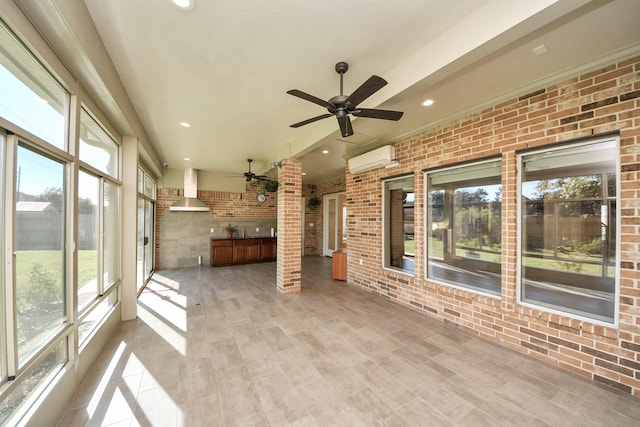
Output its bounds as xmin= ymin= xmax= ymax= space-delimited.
xmin=23 ymin=0 xmax=640 ymax=188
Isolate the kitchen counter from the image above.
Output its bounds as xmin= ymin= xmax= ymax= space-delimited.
xmin=210 ymin=237 xmax=276 ymax=267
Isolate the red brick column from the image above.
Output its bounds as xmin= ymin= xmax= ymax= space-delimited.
xmin=276 ymin=159 xmax=302 ymax=293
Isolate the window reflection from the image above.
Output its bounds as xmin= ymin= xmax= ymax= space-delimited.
xmin=426 ymin=159 xmax=502 ymax=296
xmin=520 ymin=140 xmax=617 ymax=323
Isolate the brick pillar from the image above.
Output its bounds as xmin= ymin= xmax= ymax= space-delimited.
xmin=276 ymin=159 xmax=302 ymax=293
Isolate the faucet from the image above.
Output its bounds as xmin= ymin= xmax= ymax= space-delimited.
xmin=241 ymin=227 xmax=246 ymax=238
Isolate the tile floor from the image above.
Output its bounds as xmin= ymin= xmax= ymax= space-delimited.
xmin=58 ymin=257 xmax=640 ymax=426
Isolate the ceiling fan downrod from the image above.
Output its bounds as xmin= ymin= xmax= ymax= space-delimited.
xmin=335 ymin=61 xmax=348 ymax=96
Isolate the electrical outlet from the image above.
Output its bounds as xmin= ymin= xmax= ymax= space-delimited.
xmin=256 ymin=227 xmax=260 ymax=232
xmin=359 ymin=259 xmax=363 ymax=265
xmin=210 ymin=228 xmax=214 ymax=233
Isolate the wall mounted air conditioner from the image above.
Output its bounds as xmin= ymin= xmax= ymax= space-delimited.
xmin=348 ymin=145 xmax=396 ymax=173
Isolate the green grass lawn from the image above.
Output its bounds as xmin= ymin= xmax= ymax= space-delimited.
xmin=16 ymin=250 xmax=97 ymax=287
xmin=404 ymin=237 xmax=415 ymax=255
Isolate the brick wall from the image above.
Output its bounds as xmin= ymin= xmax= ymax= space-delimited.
xmin=277 ymin=159 xmax=302 ymax=292
xmin=346 ymin=56 xmax=640 ymax=396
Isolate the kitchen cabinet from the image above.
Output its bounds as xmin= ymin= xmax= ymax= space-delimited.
xmin=261 ymin=239 xmax=277 ymax=262
xmin=211 ymin=238 xmax=277 ymax=267
xmin=246 ymin=239 xmax=262 ymax=262
xmin=210 ymin=239 xmax=233 ymax=267
xmin=233 ymin=240 xmax=248 ymax=263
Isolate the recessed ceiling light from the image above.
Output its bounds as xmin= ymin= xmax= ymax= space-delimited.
xmin=179 ymin=122 xmax=191 ymax=127
xmin=183 ymin=157 xmax=191 ymax=161
xmin=302 ymin=172 xmax=307 ymax=176
xmin=170 ymin=0 xmax=195 ymax=10
xmin=532 ymin=44 xmax=548 ymax=56
xmin=422 ymin=99 xmax=435 ymax=107
xmin=322 ymin=150 xmax=329 ymax=154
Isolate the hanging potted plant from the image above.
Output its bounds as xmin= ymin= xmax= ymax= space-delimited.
xmin=224 ymin=223 xmax=238 ymax=239
xmin=307 ymin=197 xmax=321 ymax=210
xmin=263 ymin=179 xmax=279 ymax=192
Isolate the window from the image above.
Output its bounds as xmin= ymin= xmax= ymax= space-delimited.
xmin=383 ymin=175 xmax=414 ymax=274
xmin=137 ymin=167 xmax=155 ymax=292
xmin=79 ymin=108 xmax=118 ymax=178
xmin=0 ymin=23 xmax=67 ymax=149
xmin=519 ymin=139 xmax=617 ymax=323
xmin=77 ymin=107 xmax=120 ymax=343
xmin=0 ymin=19 xmax=122 ymax=424
xmin=78 ymin=292 xmax=117 ymax=344
xmin=144 ymin=173 xmax=156 ymax=199
xmin=426 ymin=159 xmax=502 ymax=296
xmin=77 ymin=170 xmax=99 ymax=311
xmin=76 ymin=174 xmax=119 ymax=344
xmin=0 ymin=339 xmax=67 ymax=424
xmin=15 ymin=144 xmax=66 ymax=367
xmin=103 ymin=180 xmax=120 ymax=290
xmin=0 ymin=132 xmax=4 ymax=378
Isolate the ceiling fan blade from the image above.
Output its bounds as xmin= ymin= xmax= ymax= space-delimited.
xmin=290 ymin=113 xmax=333 ymax=128
xmin=337 ymin=114 xmax=353 ymax=137
xmin=287 ymin=89 xmax=332 ymax=109
xmin=352 ymin=108 xmax=403 ymax=121
xmin=345 ymin=75 xmax=387 ymax=108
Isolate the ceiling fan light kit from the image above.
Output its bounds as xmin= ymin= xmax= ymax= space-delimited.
xmin=287 ymin=62 xmax=404 ymax=137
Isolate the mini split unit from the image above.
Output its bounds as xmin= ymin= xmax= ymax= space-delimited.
xmin=347 ymin=145 xmax=396 ymax=173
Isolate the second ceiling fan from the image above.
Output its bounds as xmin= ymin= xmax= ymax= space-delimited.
xmin=287 ymin=62 xmax=404 ymax=137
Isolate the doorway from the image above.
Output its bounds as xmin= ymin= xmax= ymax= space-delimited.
xmin=323 ymin=192 xmax=346 ymax=257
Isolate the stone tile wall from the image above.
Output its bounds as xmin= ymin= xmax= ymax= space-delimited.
xmin=156 ymin=179 xmax=277 ymax=269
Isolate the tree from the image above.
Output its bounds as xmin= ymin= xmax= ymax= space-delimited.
xmin=33 ymin=186 xmax=96 ymax=214
xmin=532 ymin=175 xmax=602 ymax=217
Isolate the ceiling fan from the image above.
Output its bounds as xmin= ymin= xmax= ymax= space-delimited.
xmin=287 ymin=61 xmax=404 ymax=137
xmin=230 ymin=159 xmax=269 ymax=182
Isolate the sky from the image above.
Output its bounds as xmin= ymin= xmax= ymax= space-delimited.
xmin=1 ymin=64 xmax=111 ymax=202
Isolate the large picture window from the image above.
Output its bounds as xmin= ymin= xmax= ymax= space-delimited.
xmin=77 ymin=108 xmax=120 ymax=344
xmin=0 ymin=24 xmax=67 ymax=149
xmin=15 ymin=144 xmax=66 ymax=367
xmin=519 ymin=139 xmax=617 ymax=323
xmin=426 ymin=159 xmax=502 ymax=296
xmin=79 ymin=108 xmax=118 ymax=178
xmin=383 ymin=175 xmax=414 ymax=274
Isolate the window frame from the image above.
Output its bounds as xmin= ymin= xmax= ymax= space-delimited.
xmin=0 ymin=21 xmax=69 ymax=151
xmin=1 ymin=134 xmax=74 ymax=391
xmin=136 ymin=166 xmax=156 ymax=292
xmin=382 ymin=173 xmax=415 ymax=276
xmin=516 ymin=135 xmax=620 ymax=326
xmin=424 ymin=157 xmax=503 ymax=298
xmin=0 ymin=17 xmax=124 ymax=425
xmin=76 ymin=168 xmax=121 ymax=317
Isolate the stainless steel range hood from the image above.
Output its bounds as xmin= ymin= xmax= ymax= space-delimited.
xmin=169 ymin=168 xmax=210 ymax=212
